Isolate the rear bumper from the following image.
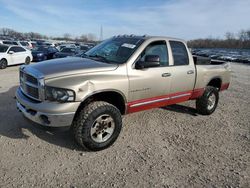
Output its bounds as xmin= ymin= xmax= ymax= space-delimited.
xmin=16 ymin=87 xmax=80 ymax=127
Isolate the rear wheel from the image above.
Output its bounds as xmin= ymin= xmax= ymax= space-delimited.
xmin=72 ymin=101 xmax=122 ymax=151
xmin=25 ymin=57 xmax=31 ymax=64
xmin=0 ymin=59 xmax=7 ymax=69
xmin=196 ymin=86 xmax=219 ymax=115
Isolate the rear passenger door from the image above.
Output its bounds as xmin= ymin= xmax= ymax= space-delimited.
xmin=15 ymin=47 xmax=27 ymax=63
xmin=168 ymin=41 xmax=196 ymax=94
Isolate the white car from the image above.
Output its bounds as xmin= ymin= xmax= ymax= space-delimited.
xmin=0 ymin=44 xmax=33 ymax=69
xmin=16 ymin=41 xmax=33 ymax=50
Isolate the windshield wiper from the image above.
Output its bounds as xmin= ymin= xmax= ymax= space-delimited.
xmin=88 ymin=54 xmax=109 ymax=62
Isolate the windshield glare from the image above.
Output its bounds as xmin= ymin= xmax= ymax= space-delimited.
xmin=0 ymin=45 xmax=8 ymax=53
xmin=85 ymin=37 xmax=144 ymax=64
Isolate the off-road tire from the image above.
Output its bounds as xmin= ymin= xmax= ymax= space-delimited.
xmin=0 ymin=59 xmax=7 ymax=69
xmin=72 ymin=101 xmax=122 ymax=151
xmin=25 ymin=57 xmax=31 ymax=64
xmin=196 ymin=86 xmax=219 ymax=115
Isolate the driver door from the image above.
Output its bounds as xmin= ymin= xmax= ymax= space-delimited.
xmin=7 ymin=47 xmax=19 ymax=65
xmin=127 ymin=41 xmax=172 ymax=113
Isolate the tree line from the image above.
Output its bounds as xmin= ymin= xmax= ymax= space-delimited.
xmin=1 ymin=27 xmax=250 ymax=48
xmin=188 ymin=29 xmax=250 ymax=49
xmin=0 ymin=28 xmax=97 ymax=42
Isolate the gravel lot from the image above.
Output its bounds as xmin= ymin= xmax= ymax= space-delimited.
xmin=0 ymin=63 xmax=249 ymax=188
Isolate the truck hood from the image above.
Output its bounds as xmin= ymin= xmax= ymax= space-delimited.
xmin=26 ymin=57 xmax=118 ymax=79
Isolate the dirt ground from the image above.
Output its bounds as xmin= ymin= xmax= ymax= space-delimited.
xmin=0 ymin=63 xmax=249 ymax=188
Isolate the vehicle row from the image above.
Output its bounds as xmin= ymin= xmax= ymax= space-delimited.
xmin=0 ymin=42 xmax=95 ymax=69
xmin=191 ymin=48 xmax=250 ymax=64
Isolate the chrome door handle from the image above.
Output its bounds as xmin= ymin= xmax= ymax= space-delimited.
xmin=187 ymin=70 xmax=194 ymax=74
xmin=162 ymin=73 xmax=171 ymax=77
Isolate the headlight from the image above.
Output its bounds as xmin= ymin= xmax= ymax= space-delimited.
xmin=37 ymin=53 xmax=43 ymax=56
xmin=45 ymin=86 xmax=75 ymax=102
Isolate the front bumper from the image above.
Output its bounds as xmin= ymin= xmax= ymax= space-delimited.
xmin=16 ymin=87 xmax=80 ymax=127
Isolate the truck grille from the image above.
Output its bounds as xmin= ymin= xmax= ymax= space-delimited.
xmin=20 ymin=70 xmax=40 ymax=101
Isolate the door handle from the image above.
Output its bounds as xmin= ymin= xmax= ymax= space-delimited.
xmin=187 ymin=70 xmax=194 ymax=74
xmin=162 ymin=73 xmax=171 ymax=77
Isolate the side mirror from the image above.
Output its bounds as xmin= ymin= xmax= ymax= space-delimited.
xmin=8 ymin=51 xmax=14 ymax=54
xmin=135 ymin=55 xmax=160 ymax=69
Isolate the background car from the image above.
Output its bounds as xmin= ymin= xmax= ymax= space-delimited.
xmin=53 ymin=47 xmax=79 ymax=58
xmin=16 ymin=41 xmax=33 ymax=49
xmin=1 ymin=40 xmax=18 ymax=45
xmin=78 ymin=45 xmax=90 ymax=53
xmin=0 ymin=44 xmax=33 ymax=69
xmin=32 ymin=46 xmax=58 ymax=62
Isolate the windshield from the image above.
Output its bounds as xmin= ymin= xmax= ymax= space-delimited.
xmin=0 ymin=45 xmax=8 ymax=52
xmin=85 ymin=37 xmax=144 ymax=64
xmin=61 ymin=48 xmax=75 ymax=53
xmin=20 ymin=42 xmax=28 ymax=46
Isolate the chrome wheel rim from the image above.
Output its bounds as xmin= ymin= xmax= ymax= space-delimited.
xmin=90 ymin=114 xmax=115 ymax=143
xmin=207 ymin=93 xmax=216 ymax=110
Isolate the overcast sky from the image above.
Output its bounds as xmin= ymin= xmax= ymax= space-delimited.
xmin=0 ymin=0 xmax=249 ymax=40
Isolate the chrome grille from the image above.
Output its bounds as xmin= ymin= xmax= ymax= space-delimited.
xmin=20 ymin=70 xmax=40 ymax=101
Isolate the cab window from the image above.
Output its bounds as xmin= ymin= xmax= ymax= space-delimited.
xmin=169 ymin=41 xmax=189 ymax=66
xmin=140 ymin=41 xmax=169 ymax=66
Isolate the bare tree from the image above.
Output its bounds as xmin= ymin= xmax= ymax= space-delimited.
xmin=80 ymin=34 xmax=88 ymax=42
xmin=225 ymin=32 xmax=235 ymax=40
xmin=63 ymin=33 xmax=71 ymax=40
xmin=87 ymin=33 xmax=96 ymax=41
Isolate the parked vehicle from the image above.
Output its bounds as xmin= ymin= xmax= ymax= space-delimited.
xmin=1 ymin=40 xmax=18 ymax=45
xmin=16 ymin=41 xmax=33 ymax=49
xmin=30 ymin=41 xmax=37 ymax=49
xmin=53 ymin=47 xmax=79 ymax=58
xmin=0 ymin=44 xmax=33 ymax=69
xmin=16 ymin=35 xmax=231 ymax=150
xmin=32 ymin=46 xmax=58 ymax=62
xmin=79 ymin=45 xmax=90 ymax=53
xmin=57 ymin=44 xmax=77 ymax=51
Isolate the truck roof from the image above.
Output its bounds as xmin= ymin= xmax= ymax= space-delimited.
xmin=113 ymin=35 xmax=186 ymax=43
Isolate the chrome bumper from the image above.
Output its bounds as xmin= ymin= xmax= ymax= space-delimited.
xmin=16 ymin=87 xmax=79 ymax=127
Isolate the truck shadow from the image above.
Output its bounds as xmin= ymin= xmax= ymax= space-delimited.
xmin=162 ymin=104 xmax=198 ymax=116
xmin=0 ymin=86 xmax=83 ymax=151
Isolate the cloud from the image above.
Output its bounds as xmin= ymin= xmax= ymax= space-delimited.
xmin=0 ymin=0 xmax=249 ymax=39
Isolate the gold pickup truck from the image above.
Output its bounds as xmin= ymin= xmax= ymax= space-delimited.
xmin=16 ymin=35 xmax=231 ymax=151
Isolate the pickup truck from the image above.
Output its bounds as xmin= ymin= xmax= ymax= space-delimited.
xmin=16 ymin=35 xmax=231 ymax=151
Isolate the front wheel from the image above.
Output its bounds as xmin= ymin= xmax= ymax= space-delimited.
xmin=0 ymin=59 xmax=8 ymax=69
xmin=72 ymin=101 xmax=122 ymax=151
xmin=25 ymin=57 xmax=31 ymax=64
xmin=196 ymin=86 xmax=219 ymax=115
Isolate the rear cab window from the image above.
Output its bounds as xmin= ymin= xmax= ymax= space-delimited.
xmin=169 ymin=41 xmax=189 ymax=66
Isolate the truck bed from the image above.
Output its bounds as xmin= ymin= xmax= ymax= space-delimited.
xmin=193 ymin=55 xmax=226 ymax=65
